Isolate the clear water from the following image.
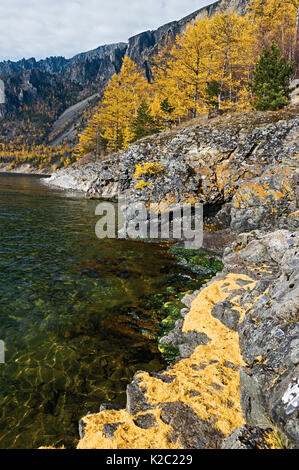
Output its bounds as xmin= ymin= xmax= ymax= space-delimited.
xmin=0 ymin=174 xmax=207 ymax=449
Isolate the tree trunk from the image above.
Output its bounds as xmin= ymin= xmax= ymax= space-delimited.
xmin=295 ymin=6 xmax=299 ymax=78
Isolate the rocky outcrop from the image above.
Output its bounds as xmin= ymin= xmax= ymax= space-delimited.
xmin=47 ymin=105 xmax=299 ymax=233
xmin=222 ymin=230 xmax=299 ymax=448
xmin=77 ymin=272 xmax=252 ymax=449
xmin=76 ymin=229 xmax=298 ymax=449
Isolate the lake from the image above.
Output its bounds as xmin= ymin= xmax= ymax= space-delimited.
xmin=0 ymin=174 xmax=211 ymax=449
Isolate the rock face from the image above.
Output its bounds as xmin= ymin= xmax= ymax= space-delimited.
xmin=47 ymin=105 xmax=299 ymax=233
xmin=222 ymin=230 xmax=299 ymax=448
xmin=0 ymin=44 xmax=127 ymax=144
xmin=0 ymin=43 xmax=127 ymax=86
xmin=1 ymin=69 xmax=82 ymax=118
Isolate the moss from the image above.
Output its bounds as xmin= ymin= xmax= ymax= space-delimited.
xmin=159 ymin=295 xmax=184 ymax=341
xmin=158 ymin=343 xmax=179 ymax=361
xmin=154 ymin=247 xmax=224 ymax=362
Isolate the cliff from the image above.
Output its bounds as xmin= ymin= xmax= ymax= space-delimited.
xmin=126 ymin=0 xmax=250 ymax=80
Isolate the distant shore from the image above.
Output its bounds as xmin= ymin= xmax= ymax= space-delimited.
xmin=0 ymin=163 xmax=52 ymax=176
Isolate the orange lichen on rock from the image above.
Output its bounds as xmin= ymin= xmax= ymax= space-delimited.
xmin=232 ymin=177 xmax=291 ymax=210
xmin=77 ymin=273 xmax=256 ymax=449
xmin=77 ymin=408 xmax=180 ymax=450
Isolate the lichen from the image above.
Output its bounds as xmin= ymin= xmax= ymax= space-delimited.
xmin=134 ymin=162 xmax=164 ymax=179
xmin=135 ymin=180 xmax=152 ymax=190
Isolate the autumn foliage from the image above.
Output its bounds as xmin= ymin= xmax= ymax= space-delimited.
xmin=75 ymin=0 xmax=298 ymax=158
xmin=1 ymin=0 xmax=298 ymax=166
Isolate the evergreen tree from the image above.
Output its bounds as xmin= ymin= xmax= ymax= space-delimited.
xmin=160 ymin=98 xmax=175 ymax=115
xmin=160 ymin=98 xmax=175 ymax=127
xmin=249 ymin=42 xmax=296 ymax=110
xmin=132 ymin=99 xmax=160 ymax=141
xmin=205 ymin=81 xmax=221 ymax=109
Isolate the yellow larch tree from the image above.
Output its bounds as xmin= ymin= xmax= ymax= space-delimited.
xmin=170 ymin=16 xmax=214 ymax=117
xmin=248 ymin=0 xmax=299 ymax=60
xmin=76 ymin=57 xmax=150 ymax=156
xmin=76 ymin=109 xmax=104 ymax=157
xmin=152 ymin=12 xmax=256 ymax=118
xmin=152 ymin=17 xmax=214 ymax=121
xmin=209 ymin=11 xmax=256 ymax=110
xmin=151 ymin=42 xmax=187 ymax=125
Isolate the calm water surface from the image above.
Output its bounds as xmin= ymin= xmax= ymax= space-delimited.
xmin=0 ymin=174 xmax=205 ymax=449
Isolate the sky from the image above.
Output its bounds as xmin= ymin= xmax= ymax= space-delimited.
xmin=0 ymin=0 xmax=213 ymax=62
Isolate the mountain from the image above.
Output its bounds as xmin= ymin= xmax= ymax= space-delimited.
xmin=0 ymin=0 xmax=250 ymax=147
xmin=126 ymin=0 xmax=249 ymax=80
xmin=0 ymin=43 xmax=128 ymax=145
xmin=0 ymin=43 xmax=127 ymax=83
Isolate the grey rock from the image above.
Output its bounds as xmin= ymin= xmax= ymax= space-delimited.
xmin=160 ymin=319 xmax=210 ymax=359
xmin=133 ymin=413 xmax=157 ymax=429
xmin=211 ymin=301 xmax=241 ymax=331
xmin=160 ymin=402 xmax=224 ymax=449
xmin=222 ymin=425 xmax=270 ymax=449
xmin=78 ymin=419 xmax=86 ymax=440
xmin=102 ymin=422 xmax=124 ymax=439
xmin=126 ymin=375 xmax=153 ymax=415
xmin=99 ymin=403 xmax=124 ymax=412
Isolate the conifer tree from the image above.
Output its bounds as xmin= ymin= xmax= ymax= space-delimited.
xmin=249 ymin=42 xmax=296 ymax=110
xmin=132 ymin=99 xmax=160 ymax=141
xmin=205 ymin=81 xmax=221 ymax=109
xmin=160 ymin=98 xmax=175 ymax=127
xmin=160 ymin=98 xmax=175 ymax=116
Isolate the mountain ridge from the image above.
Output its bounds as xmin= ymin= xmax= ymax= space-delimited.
xmin=0 ymin=0 xmax=251 ymax=146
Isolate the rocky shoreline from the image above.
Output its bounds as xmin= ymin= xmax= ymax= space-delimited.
xmin=46 ymin=105 xmax=299 ymax=234
xmin=0 ymin=163 xmax=52 ymax=176
xmin=76 ymin=229 xmax=298 ymax=449
xmin=42 ymin=105 xmax=298 ymax=449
